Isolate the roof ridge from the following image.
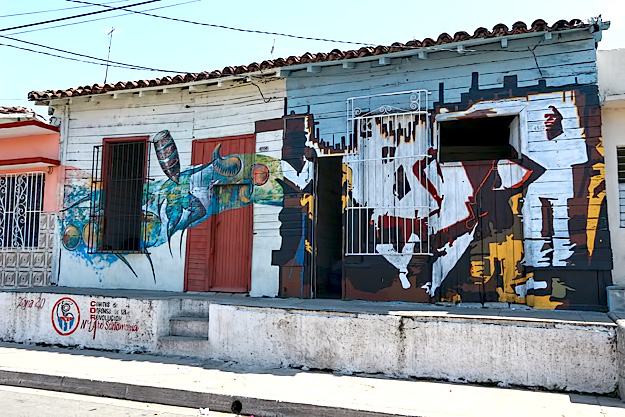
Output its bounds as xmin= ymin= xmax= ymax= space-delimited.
xmin=29 ymin=19 xmax=591 ymax=101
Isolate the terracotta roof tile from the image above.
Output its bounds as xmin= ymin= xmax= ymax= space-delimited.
xmin=0 ymin=106 xmax=34 ymax=114
xmin=28 ymin=19 xmax=591 ymax=101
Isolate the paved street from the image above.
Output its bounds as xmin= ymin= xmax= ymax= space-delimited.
xmin=0 ymin=385 xmax=237 ymax=417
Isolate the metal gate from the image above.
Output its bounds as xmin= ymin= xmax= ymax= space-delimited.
xmin=344 ymin=90 xmax=433 ymax=256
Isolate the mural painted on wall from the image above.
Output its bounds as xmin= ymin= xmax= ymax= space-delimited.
xmin=60 ymin=129 xmax=284 ymax=281
xmin=327 ymin=73 xmax=611 ymax=309
xmin=271 ymin=114 xmax=316 ymax=297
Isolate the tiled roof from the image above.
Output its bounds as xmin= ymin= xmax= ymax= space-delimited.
xmin=29 ymin=19 xmax=590 ymax=102
xmin=0 ymin=106 xmax=35 ymax=114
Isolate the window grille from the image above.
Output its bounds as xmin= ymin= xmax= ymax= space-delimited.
xmin=618 ymin=147 xmax=625 ymax=228
xmin=344 ymin=90 xmax=433 ymax=256
xmin=0 ymin=172 xmax=45 ymax=249
xmin=89 ymin=138 xmax=151 ymax=253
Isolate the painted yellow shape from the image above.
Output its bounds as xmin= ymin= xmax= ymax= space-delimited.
xmin=587 ymin=160 xmax=606 ymax=257
xmin=481 ymin=233 xmax=527 ymax=303
xmin=526 ymin=295 xmax=562 ymax=310
xmin=305 ymin=239 xmax=312 ymax=254
xmin=509 ymin=192 xmax=522 ymax=215
xmin=301 ymin=193 xmax=314 ymax=220
xmin=551 ymin=277 xmax=575 ymax=299
xmin=341 ymin=163 xmax=353 ymax=213
xmin=469 ymin=260 xmax=485 ymax=280
xmin=441 ymin=293 xmax=462 ymax=303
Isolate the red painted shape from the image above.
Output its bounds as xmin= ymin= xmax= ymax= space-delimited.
xmin=184 ymin=134 xmax=255 ymax=292
xmin=0 ymin=157 xmax=60 ymax=166
xmin=0 ymin=120 xmax=59 ymax=132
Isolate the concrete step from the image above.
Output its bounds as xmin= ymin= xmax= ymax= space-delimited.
xmin=180 ymin=299 xmax=210 ymax=318
xmin=156 ymin=335 xmax=209 ymax=357
xmin=170 ymin=316 xmax=209 ymax=338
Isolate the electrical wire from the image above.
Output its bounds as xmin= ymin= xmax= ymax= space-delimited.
xmin=0 ymin=34 xmax=188 ymax=72
xmin=0 ymin=0 xmax=160 ymax=32
xmin=0 ymin=42 xmax=185 ymax=72
xmin=0 ymin=0 xmax=132 ymax=18
xmin=5 ymin=0 xmax=201 ymax=36
xmin=67 ymin=0 xmax=375 ymax=46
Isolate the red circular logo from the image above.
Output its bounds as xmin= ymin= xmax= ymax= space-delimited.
xmin=51 ymin=297 xmax=80 ymax=336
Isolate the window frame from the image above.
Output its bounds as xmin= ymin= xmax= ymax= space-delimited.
xmin=90 ymin=135 xmax=150 ymax=254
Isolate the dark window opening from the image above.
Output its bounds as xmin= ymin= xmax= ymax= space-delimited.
xmin=439 ymin=115 xmax=517 ymax=162
xmin=91 ymin=138 xmax=148 ymax=253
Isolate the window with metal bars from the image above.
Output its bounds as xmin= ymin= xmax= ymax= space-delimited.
xmin=0 ymin=172 xmax=45 ymax=249
xmin=618 ymin=147 xmax=625 ymax=228
xmin=344 ymin=90 xmax=433 ymax=256
xmin=89 ymin=137 xmax=150 ymax=253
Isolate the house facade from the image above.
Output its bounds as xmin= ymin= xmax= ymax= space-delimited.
xmin=29 ymin=19 xmax=612 ymax=310
xmin=0 ymin=107 xmax=60 ymax=288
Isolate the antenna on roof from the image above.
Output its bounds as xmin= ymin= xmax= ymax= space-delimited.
xmin=271 ymin=38 xmax=275 ymax=59
xmin=104 ymin=27 xmax=115 ymax=84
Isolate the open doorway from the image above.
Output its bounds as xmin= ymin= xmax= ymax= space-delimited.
xmin=314 ymin=156 xmax=343 ymax=299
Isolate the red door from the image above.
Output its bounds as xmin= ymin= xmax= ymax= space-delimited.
xmin=184 ymin=134 xmax=254 ymax=292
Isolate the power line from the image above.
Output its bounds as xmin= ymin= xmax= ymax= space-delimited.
xmin=5 ymin=0 xmax=201 ymax=36
xmin=0 ymin=42 xmax=187 ymax=73
xmin=0 ymin=0 xmax=160 ymax=32
xmin=67 ymin=0 xmax=375 ymax=46
xmin=0 ymin=0 xmax=132 ymax=18
xmin=1 ymin=34 xmax=187 ymax=72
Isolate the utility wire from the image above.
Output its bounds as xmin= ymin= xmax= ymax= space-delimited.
xmin=1 ymin=34 xmax=187 ymax=72
xmin=0 ymin=42 xmax=186 ymax=73
xmin=0 ymin=0 xmax=160 ymax=32
xmin=0 ymin=0 xmax=132 ymax=18
xmin=67 ymin=0 xmax=375 ymax=45
xmin=5 ymin=0 xmax=200 ymax=36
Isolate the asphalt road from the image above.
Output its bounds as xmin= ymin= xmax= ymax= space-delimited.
xmin=0 ymin=385 xmax=240 ymax=417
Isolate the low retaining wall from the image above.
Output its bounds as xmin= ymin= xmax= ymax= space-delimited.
xmin=208 ymin=304 xmax=618 ymax=394
xmin=0 ymin=291 xmax=618 ymax=394
xmin=0 ymin=291 xmax=175 ymax=351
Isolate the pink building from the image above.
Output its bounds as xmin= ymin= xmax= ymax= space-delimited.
xmin=0 ymin=107 xmax=60 ymax=288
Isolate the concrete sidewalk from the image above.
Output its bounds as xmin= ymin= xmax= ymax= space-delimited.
xmin=0 ymin=342 xmax=623 ymax=417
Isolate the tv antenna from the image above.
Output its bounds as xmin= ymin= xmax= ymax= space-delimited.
xmin=104 ymin=27 xmax=115 ymax=84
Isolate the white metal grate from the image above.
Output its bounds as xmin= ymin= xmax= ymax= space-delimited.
xmin=0 ymin=172 xmax=45 ymax=249
xmin=344 ymin=90 xmax=433 ymax=256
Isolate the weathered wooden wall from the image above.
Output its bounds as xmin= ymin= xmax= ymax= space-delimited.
xmin=285 ymin=30 xmax=611 ymax=309
xmin=54 ymin=80 xmax=286 ymax=294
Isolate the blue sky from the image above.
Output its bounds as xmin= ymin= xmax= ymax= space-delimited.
xmin=1 ymin=0 xmax=622 ymax=114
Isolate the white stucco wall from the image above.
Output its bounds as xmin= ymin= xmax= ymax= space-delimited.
xmin=599 ymin=49 xmax=625 ymax=286
xmin=208 ymin=304 xmax=617 ymax=393
xmin=0 ymin=292 xmax=178 ymax=351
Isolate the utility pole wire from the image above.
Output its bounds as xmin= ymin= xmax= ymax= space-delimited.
xmin=67 ymin=0 xmax=374 ymax=45
xmin=0 ymin=42 xmax=170 ymax=71
xmin=104 ymin=27 xmax=115 ymax=83
xmin=0 ymin=0 xmax=160 ymax=32
xmin=5 ymin=0 xmax=200 ymax=36
xmin=1 ymin=34 xmax=186 ymax=72
xmin=0 ymin=0 xmax=130 ymax=18
xmin=0 ymin=37 xmax=187 ymax=72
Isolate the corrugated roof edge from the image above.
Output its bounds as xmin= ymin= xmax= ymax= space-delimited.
xmin=28 ymin=19 xmax=599 ymax=102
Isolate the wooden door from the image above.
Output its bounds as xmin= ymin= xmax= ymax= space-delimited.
xmin=184 ymin=134 xmax=254 ymax=292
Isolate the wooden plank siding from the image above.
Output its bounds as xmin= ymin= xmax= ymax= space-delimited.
xmin=284 ymin=30 xmax=611 ymax=309
xmin=55 ymin=80 xmax=286 ymax=293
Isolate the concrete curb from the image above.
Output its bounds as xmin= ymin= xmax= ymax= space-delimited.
xmin=0 ymin=369 xmax=417 ymax=417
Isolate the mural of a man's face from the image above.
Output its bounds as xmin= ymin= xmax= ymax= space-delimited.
xmin=544 ymin=105 xmax=564 ymax=140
